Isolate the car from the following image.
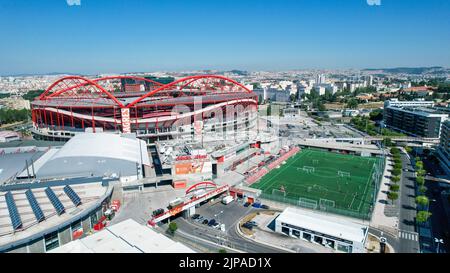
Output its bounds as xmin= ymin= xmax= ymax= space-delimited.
xmin=195 ymin=215 xmax=204 ymax=222
xmin=213 ymin=223 xmax=220 ymax=229
xmin=252 ymin=202 xmax=261 ymax=208
xmin=242 ymin=223 xmax=253 ymax=230
xmin=261 ymin=204 xmax=270 ymax=209
xmin=208 ymin=219 xmax=216 ymax=226
xmin=202 ymin=219 xmax=209 ymax=225
xmin=403 ymin=168 xmax=409 ymax=172
xmin=244 ymin=202 xmax=250 ymax=207
xmin=247 ymin=221 xmax=257 ymax=226
xmin=191 ymin=214 xmax=200 ymax=220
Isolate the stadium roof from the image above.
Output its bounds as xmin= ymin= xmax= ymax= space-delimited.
xmin=15 ymin=133 xmax=151 ymax=180
xmin=32 ymin=91 xmax=256 ymax=108
xmin=49 ymin=219 xmax=194 ymax=253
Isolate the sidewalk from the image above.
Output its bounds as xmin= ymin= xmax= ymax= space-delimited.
xmin=370 ymin=153 xmax=399 ymax=236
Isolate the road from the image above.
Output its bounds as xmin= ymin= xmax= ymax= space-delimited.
xmin=398 ymin=151 xmax=420 ymax=253
xmin=422 ymin=157 xmax=449 ymax=253
xmin=172 ymin=201 xmax=290 ymax=253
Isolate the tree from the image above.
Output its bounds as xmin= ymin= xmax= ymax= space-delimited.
xmin=258 ymin=94 xmax=263 ymax=105
xmin=391 ymin=176 xmax=400 ymax=183
xmin=416 ymin=176 xmax=425 ymax=186
xmin=405 ymin=146 xmax=413 ymax=154
xmin=168 ymin=222 xmax=178 ymax=235
xmin=369 ymin=109 xmax=383 ymax=121
xmin=390 ymin=147 xmax=400 ymax=154
xmin=290 ymin=93 xmax=296 ymax=102
xmin=415 ymin=161 xmax=423 ymax=170
xmin=394 ymin=163 xmax=402 ymax=170
xmin=390 ymin=184 xmax=400 ymax=192
xmin=266 ymin=103 xmax=272 ymax=116
xmin=218 ymin=249 xmax=227 ymax=253
xmin=383 ymin=137 xmax=394 ymax=147
xmin=393 ymin=158 xmax=402 ymax=165
xmin=387 ymin=191 xmax=399 ymax=204
xmin=417 ymin=169 xmax=426 ymax=176
xmin=416 ymin=211 xmax=432 ymax=224
xmin=415 ymin=195 xmax=429 ymax=207
xmin=346 ymin=98 xmax=358 ymax=109
xmin=391 ymin=169 xmax=401 ymax=176
xmin=418 ymin=185 xmax=427 ymax=194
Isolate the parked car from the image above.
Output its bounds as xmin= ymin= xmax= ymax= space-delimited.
xmin=261 ymin=204 xmax=270 ymax=209
xmin=247 ymin=221 xmax=257 ymax=226
xmin=242 ymin=222 xmax=253 ymax=230
xmin=244 ymin=202 xmax=251 ymax=207
xmin=191 ymin=214 xmax=200 ymax=220
xmin=208 ymin=219 xmax=216 ymax=226
xmin=202 ymin=219 xmax=209 ymax=225
xmin=252 ymin=202 xmax=261 ymax=208
xmin=213 ymin=222 xmax=220 ymax=229
xmin=195 ymin=215 xmax=204 ymax=222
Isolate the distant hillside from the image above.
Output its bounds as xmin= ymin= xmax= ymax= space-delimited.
xmin=363 ymin=66 xmax=447 ymax=75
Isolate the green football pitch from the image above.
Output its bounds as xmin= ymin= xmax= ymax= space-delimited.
xmin=251 ymin=148 xmax=383 ymax=218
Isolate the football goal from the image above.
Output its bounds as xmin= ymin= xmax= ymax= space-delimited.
xmin=300 ymin=166 xmax=315 ymax=173
xmin=338 ymin=171 xmax=350 ymax=177
xmin=272 ymin=188 xmax=286 ymax=197
xmin=319 ymin=198 xmax=336 ymax=209
xmin=298 ymin=197 xmax=318 ymax=210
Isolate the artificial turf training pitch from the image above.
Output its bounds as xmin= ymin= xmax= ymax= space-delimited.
xmin=251 ymin=148 xmax=383 ymax=217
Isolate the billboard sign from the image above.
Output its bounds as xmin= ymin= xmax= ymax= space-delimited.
xmin=121 ymin=108 xmax=131 ymax=133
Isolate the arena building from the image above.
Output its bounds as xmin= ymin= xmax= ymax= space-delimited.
xmin=0 ymin=177 xmax=116 ymax=253
xmin=30 ymin=75 xmax=258 ymax=144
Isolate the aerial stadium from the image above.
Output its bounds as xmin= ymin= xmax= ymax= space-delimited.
xmin=30 ymin=75 xmax=258 ymax=143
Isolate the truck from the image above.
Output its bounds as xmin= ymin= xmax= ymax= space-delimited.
xmin=168 ymin=198 xmax=184 ymax=209
xmin=222 ymin=195 xmax=234 ymax=205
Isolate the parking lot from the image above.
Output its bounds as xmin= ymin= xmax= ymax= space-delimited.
xmin=190 ymin=198 xmax=258 ymax=233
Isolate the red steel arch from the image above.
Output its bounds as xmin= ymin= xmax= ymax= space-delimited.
xmin=38 ymin=76 xmax=126 ymax=108
xmin=39 ymin=75 xmax=165 ymax=100
xmin=126 ymin=75 xmax=253 ymax=108
xmin=185 ymin=181 xmax=217 ymax=195
xmin=37 ymin=75 xmax=254 ymax=109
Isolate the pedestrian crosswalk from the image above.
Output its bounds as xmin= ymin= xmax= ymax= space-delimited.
xmin=398 ymin=231 xmax=418 ymax=241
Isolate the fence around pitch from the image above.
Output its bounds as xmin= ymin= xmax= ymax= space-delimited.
xmin=259 ymin=192 xmax=372 ymax=220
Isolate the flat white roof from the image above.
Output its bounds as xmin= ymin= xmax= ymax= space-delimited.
xmin=49 ymin=219 xmax=194 ymax=253
xmin=51 ymin=133 xmax=151 ymax=166
xmin=276 ymin=207 xmax=368 ymax=243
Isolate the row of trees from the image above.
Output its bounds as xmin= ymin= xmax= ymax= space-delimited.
xmin=387 ymin=147 xmax=402 ymax=204
xmin=414 ymin=157 xmax=432 ymax=224
xmin=0 ymin=108 xmax=30 ymax=126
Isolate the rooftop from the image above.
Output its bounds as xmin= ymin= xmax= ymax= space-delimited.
xmin=276 ymin=207 xmax=368 ymax=243
xmin=0 ymin=179 xmax=112 ymax=250
xmin=49 ymin=218 xmax=194 ymax=253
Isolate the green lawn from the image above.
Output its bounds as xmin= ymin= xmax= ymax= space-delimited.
xmin=251 ymin=148 xmax=383 ymax=217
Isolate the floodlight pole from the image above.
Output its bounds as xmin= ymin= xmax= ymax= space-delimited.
xmin=435 ymin=238 xmax=443 ymax=253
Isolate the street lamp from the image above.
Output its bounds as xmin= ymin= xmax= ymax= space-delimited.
xmin=434 ymin=238 xmax=444 ymax=253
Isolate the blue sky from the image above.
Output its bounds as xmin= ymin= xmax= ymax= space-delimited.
xmin=0 ymin=0 xmax=449 ymax=75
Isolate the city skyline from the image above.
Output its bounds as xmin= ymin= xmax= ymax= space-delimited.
xmin=0 ymin=0 xmax=449 ymax=75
